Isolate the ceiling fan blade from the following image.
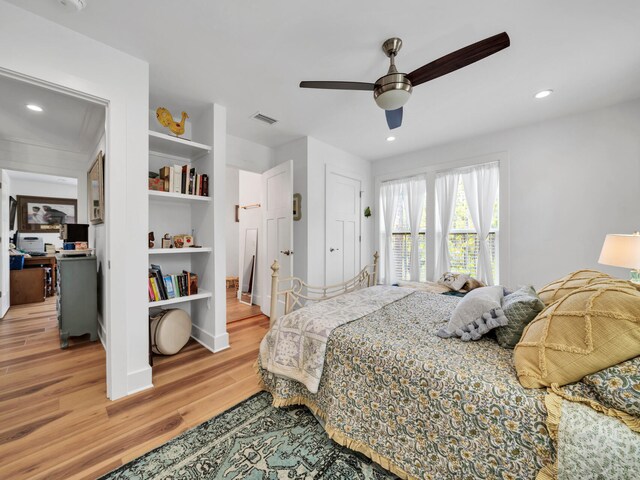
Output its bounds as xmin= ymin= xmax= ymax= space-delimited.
xmin=385 ymin=107 xmax=403 ymax=130
xmin=299 ymin=81 xmax=375 ymax=91
xmin=406 ymin=32 xmax=510 ymax=87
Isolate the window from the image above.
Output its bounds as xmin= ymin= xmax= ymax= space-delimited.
xmin=391 ymin=187 xmax=427 ymax=281
xmin=448 ymin=176 xmax=499 ymax=281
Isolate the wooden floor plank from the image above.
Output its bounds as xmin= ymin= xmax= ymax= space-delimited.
xmin=0 ymin=296 xmax=270 ymax=479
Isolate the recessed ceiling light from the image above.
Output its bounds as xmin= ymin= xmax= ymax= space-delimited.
xmin=386 ymin=136 xmax=396 ymax=142
xmin=26 ymin=104 xmax=43 ymax=112
xmin=534 ymin=89 xmax=553 ymax=99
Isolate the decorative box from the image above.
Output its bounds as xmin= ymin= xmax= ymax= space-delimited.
xmin=148 ymin=177 xmax=165 ymax=191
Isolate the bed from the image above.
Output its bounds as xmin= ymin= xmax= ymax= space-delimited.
xmin=258 ymin=256 xmax=555 ymax=479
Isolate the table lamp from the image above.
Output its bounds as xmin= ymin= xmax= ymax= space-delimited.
xmin=598 ymin=232 xmax=640 ymax=284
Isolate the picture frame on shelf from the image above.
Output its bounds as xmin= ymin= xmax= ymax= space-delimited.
xmin=17 ymin=195 xmax=77 ymax=233
xmin=88 ymin=150 xmax=105 ymax=224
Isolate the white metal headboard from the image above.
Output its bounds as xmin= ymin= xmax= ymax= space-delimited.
xmin=269 ymin=252 xmax=379 ymax=325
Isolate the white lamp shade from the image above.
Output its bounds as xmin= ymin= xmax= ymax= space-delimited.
xmin=374 ymin=89 xmax=411 ymax=110
xmin=598 ymin=234 xmax=640 ymax=269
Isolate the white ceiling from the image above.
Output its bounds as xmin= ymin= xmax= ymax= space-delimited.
xmin=7 ymin=169 xmax=77 ymax=185
xmin=6 ymin=0 xmax=640 ymax=160
xmin=0 ymin=73 xmax=105 ymax=155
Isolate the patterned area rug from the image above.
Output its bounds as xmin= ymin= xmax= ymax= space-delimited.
xmin=100 ymin=391 xmax=397 ymax=479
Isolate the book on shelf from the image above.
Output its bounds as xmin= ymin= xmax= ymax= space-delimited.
xmin=173 ymin=165 xmax=181 ymax=193
xmin=163 ymin=275 xmax=176 ymax=299
xmin=181 ymin=165 xmax=188 ymax=194
xmin=159 ymin=166 xmax=173 ymax=193
xmin=147 ymin=264 xmax=199 ymax=302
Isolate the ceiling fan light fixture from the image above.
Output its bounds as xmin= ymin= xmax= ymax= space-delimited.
xmin=374 ymin=89 xmax=411 ymax=110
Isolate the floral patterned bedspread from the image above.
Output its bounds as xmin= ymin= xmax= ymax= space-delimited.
xmin=258 ymin=290 xmax=555 ymax=480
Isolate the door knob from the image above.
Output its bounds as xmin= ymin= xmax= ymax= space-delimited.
xmin=280 ymin=250 xmax=293 ymax=256
xmin=329 ymin=247 xmax=340 ymax=252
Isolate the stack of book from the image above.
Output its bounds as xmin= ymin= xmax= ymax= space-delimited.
xmin=149 ymin=165 xmax=209 ymax=196
xmin=148 ymin=263 xmax=199 ymax=302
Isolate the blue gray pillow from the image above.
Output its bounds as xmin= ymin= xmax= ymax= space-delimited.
xmin=495 ymin=286 xmax=545 ymax=349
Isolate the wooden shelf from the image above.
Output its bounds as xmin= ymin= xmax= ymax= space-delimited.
xmin=148 ymin=290 xmax=212 ymax=307
xmin=148 ymin=130 xmax=211 ymax=160
xmin=148 ymin=247 xmax=212 ymax=255
xmin=148 ymin=190 xmax=211 ymax=202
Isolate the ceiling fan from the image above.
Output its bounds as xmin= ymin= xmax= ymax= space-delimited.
xmin=300 ymin=32 xmax=510 ymax=130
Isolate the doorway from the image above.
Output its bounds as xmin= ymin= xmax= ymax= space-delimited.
xmin=0 ymin=73 xmax=107 ymax=386
xmin=225 ymin=166 xmax=263 ymax=323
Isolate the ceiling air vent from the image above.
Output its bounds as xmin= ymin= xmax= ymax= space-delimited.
xmin=251 ymin=112 xmax=278 ymax=126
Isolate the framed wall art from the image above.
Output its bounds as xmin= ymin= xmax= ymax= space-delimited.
xmin=17 ymin=195 xmax=77 ymax=232
xmin=88 ymin=150 xmax=105 ymax=224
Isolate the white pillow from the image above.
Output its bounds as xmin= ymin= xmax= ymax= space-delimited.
xmin=437 ymin=286 xmax=507 ymax=341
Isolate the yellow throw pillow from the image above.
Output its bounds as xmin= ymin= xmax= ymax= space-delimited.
xmin=515 ymin=280 xmax=640 ymax=388
xmin=537 ymin=269 xmax=612 ymax=305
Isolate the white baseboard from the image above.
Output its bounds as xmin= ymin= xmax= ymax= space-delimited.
xmin=126 ymin=366 xmax=153 ymax=396
xmin=191 ymin=324 xmax=229 ymax=353
xmin=213 ymin=332 xmax=230 ymax=352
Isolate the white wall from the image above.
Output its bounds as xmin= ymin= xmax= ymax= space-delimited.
xmin=372 ymin=99 xmax=640 ymax=288
xmin=238 ymin=170 xmax=263 ymax=305
xmin=225 ymin=166 xmax=239 ymax=277
xmin=227 ymin=134 xmax=274 ymax=173
xmin=9 ymin=175 xmax=78 ymax=249
xmin=0 ymin=2 xmax=150 ymax=399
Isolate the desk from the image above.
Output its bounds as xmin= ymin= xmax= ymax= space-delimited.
xmin=10 ymin=268 xmax=45 ymax=305
xmin=24 ymin=254 xmax=57 ymax=297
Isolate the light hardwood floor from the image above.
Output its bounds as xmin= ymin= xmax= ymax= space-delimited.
xmin=0 ymin=296 xmax=270 ymax=479
xmin=226 ymin=287 xmax=262 ymax=323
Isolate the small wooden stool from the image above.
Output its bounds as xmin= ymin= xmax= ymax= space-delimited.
xmin=226 ymin=276 xmax=239 ymax=290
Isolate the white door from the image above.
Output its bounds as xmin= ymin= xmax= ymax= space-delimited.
xmin=0 ymin=170 xmax=10 ymax=318
xmin=325 ymin=168 xmax=361 ymax=286
xmin=261 ymin=160 xmax=293 ymax=317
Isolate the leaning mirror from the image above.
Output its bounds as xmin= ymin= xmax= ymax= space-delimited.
xmin=240 ymin=228 xmax=258 ymax=305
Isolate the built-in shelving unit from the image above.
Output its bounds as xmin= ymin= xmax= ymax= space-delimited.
xmin=148 ymin=130 xmax=211 ymax=160
xmin=148 ymin=247 xmax=212 ymax=255
xmin=147 ymin=105 xmax=227 ymax=356
xmin=148 ymin=290 xmax=212 ymax=307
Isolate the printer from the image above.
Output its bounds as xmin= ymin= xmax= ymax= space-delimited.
xmin=18 ymin=236 xmax=45 ymax=253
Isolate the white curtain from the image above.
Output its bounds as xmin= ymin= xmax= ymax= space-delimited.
xmin=380 ymin=180 xmax=404 ymax=285
xmin=461 ymin=162 xmax=499 ymax=285
xmin=434 ymin=171 xmax=460 ymax=280
xmin=407 ymin=175 xmax=427 ymax=281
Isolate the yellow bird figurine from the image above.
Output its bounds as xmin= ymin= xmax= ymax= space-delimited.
xmin=156 ymin=107 xmax=189 ymax=137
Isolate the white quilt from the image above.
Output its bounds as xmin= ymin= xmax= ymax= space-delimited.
xmin=259 ymin=285 xmax=412 ymax=393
